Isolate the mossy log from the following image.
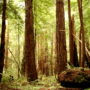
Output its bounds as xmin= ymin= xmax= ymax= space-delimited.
xmin=58 ymin=68 xmax=90 ymax=88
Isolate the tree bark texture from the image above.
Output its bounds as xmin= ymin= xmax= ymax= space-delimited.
xmin=56 ymin=0 xmax=67 ymax=74
xmin=0 ymin=0 xmax=7 ymax=82
xmin=71 ymin=16 xmax=79 ymax=67
xmin=77 ymin=0 xmax=85 ymax=67
xmin=68 ymin=0 xmax=74 ymax=65
xmin=24 ymin=0 xmax=38 ymax=81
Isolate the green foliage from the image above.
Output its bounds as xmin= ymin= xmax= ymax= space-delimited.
xmin=33 ymin=0 xmax=55 ymax=34
xmin=1 ymin=76 xmax=60 ymax=90
xmin=0 ymin=0 xmax=24 ymax=22
xmin=83 ymin=0 xmax=90 ymax=39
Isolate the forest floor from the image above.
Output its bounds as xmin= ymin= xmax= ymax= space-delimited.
xmin=0 ymin=76 xmax=60 ymax=90
xmin=0 ymin=76 xmax=90 ymax=90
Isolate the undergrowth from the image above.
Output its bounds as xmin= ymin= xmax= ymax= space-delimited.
xmin=1 ymin=72 xmax=90 ymax=90
xmin=1 ymin=75 xmax=61 ymax=90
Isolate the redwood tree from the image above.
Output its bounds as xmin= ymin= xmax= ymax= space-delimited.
xmin=77 ymin=0 xmax=85 ymax=67
xmin=23 ymin=0 xmax=38 ymax=81
xmin=56 ymin=0 xmax=67 ymax=74
xmin=68 ymin=0 xmax=79 ymax=67
xmin=68 ymin=0 xmax=74 ymax=65
xmin=71 ymin=16 xmax=79 ymax=67
xmin=0 ymin=0 xmax=7 ymax=81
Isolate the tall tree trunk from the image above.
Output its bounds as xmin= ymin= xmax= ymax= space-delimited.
xmin=38 ymin=34 xmax=44 ymax=75
xmin=71 ymin=16 xmax=79 ymax=67
xmin=68 ymin=0 xmax=79 ymax=67
xmin=79 ymin=29 xmax=82 ymax=66
xmin=0 ymin=0 xmax=7 ymax=82
xmin=50 ymin=33 xmax=54 ymax=75
xmin=37 ymin=35 xmax=40 ymax=73
xmin=17 ymin=24 xmax=21 ymax=78
xmin=5 ymin=20 xmax=9 ymax=70
xmin=44 ymin=33 xmax=49 ymax=76
xmin=56 ymin=0 xmax=67 ymax=74
xmin=24 ymin=0 xmax=38 ymax=81
xmin=77 ymin=0 xmax=85 ymax=67
xmin=68 ymin=0 xmax=74 ymax=65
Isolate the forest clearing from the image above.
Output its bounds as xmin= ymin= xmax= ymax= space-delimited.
xmin=0 ymin=0 xmax=90 ymax=90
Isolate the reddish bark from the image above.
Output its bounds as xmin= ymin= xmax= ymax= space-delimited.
xmin=56 ymin=0 xmax=67 ymax=74
xmin=77 ymin=0 xmax=85 ymax=67
xmin=23 ymin=0 xmax=38 ymax=81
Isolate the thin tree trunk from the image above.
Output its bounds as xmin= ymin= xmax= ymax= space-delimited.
xmin=68 ymin=0 xmax=79 ymax=67
xmin=68 ymin=0 xmax=74 ymax=65
xmin=37 ymin=35 xmax=40 ymax=73
xmin=77 ymin=0 xmax=85 ymax=67
xmin=56 ymin=0 xmax=67 ymax=74
xmin=50 ymin=33 xmax=54 ymax=75
xmin=17 ymin=24 xmax=21 ymax=78
xmin=5 ymin=20 xmax=9 ymax=70
xmin=71 ymin=16 xmax=79 ymax=67
xmin=38 ymin=35 xmax=44 ymax=75
xmin=0 ymin=0 xmax=7 ymax=82
xmin=24 ymin=0 xmax=38 ymax=81
xmin=79 ymin=29 xmax=82 ymax=66
xmin=44 ymin=33 xmax=49 ymax=76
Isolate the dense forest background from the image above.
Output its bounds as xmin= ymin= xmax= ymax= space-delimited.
xmin=0 ymin=0 xmax=90 ymax=90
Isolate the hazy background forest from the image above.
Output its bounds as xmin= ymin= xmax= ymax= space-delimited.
xmin=0 ymin=0 xmax=90 ymax=90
